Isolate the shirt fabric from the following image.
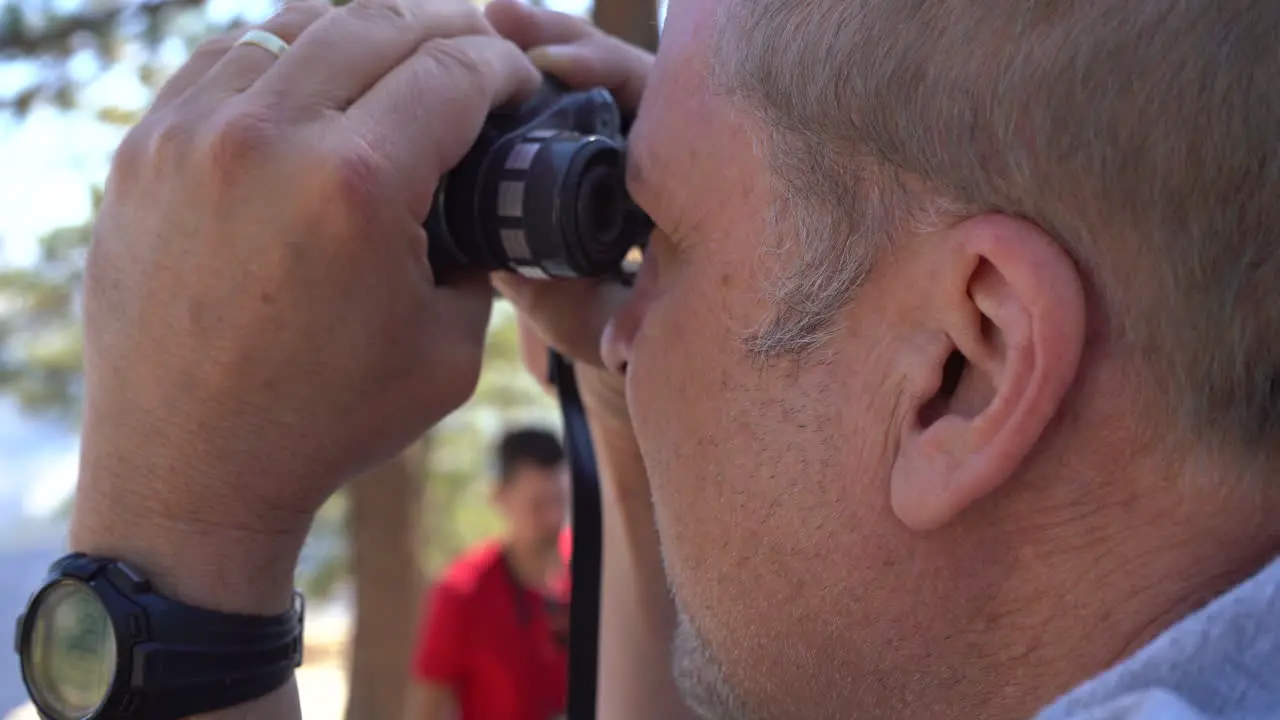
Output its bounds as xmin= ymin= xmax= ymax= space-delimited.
xmin=1035 ymin=556 xmax=1279 ymax=720
xmin=411 ymin=536 xmax=573 ymax=720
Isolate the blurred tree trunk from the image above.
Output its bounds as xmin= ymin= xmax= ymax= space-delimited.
xmin=343 ymin=437 xmax=430 ymax=720
xmin=593 ymin=0 xmax=659 ymax=52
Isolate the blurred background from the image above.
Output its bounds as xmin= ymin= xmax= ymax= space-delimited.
xmin=0 ymin=0 xmax=663 ymax=716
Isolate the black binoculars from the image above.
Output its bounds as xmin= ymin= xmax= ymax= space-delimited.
xmin=425 ymin=77 xmax=652 ymax=284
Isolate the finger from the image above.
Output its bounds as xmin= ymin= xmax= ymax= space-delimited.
xmin=250 ymin=0 xmax=492 ymax=114
xmin=195 ymin=1 xmax=331 ymax=98
xmin=493 ymin=272 xmax=629 ymax=367
xmin=150 ymin=29 xmax=242 ymax=112
xmin=345 ymin=34 xmax=542 ymax=216
xmin=527 ymin=38 xmax=651 ymax=109
xmin=484 ymin=0 xmax=597 ymax=50
xmin=417 ymin=272 xmax=494 ymax=411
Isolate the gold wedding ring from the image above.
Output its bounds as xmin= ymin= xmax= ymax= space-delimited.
xmin=234 ymin=28 xmax=290 ymax=58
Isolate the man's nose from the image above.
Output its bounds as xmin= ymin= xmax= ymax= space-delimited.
xmin=600 ymin=252 xmax=659 ymax=375
xmin=601 ymin=304 xmax=639 ymax=374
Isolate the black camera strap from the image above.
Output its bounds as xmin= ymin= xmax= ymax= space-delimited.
xmin=549 ymin=350 xmax=602 ymax=720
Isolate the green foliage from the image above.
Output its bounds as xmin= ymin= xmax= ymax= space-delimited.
xmin=0 ymin=213 xmax=92 ymax=423
xmin=0 ymin=0 xmax=538 ymax=111
xmin=1 ymin=0 xmax=241 ymax=117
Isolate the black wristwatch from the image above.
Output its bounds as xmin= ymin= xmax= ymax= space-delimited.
xmin=13 ymin=552 xmax=305 ymax=720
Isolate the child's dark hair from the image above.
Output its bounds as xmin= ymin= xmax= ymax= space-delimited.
xmin=497 ymin=427 xmax=565 ymax=485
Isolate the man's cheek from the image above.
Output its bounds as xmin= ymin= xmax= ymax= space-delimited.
xmin=626 ymin=322 xmax=678 ymax=481
xmin=630 ymin=303 xmax=705 ymax=467
xmin=627 ymin=298 xmax=684 ymax=413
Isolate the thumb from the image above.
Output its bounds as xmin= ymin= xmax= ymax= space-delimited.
xmin=492 ymin=272 xmax=626 ymax=367
xmin=527 ymin=39 xmax=651 ymax=109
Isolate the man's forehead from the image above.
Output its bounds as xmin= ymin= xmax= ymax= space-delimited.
xmin=625 ymin=0 xmax=723 ymax=214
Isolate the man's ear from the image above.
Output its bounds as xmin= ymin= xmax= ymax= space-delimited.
xmin=890 ymin=214 xmax=1086 ymax=531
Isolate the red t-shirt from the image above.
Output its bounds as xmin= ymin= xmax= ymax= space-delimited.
xmin=552 ymin=527 xmax=573 ymax=597
xmin=412 ymin=538 xmax=572 ymax=720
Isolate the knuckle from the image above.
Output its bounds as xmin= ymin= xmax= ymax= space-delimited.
xmin=144 ymin=113 xmax=201 ymax=167
xmin=312 ymin=145 xmax=387 ymax=216
xmin=569 ymin=13 xmax=601 ymax=36
xmin=430 ymin=2 xmax=488 ymax=34
xmin=199 ymin=108 xmax=278 ymax=176
xmin=448 ymin=1 xmax=486 ymax=23
xmin=346 ymin=0 xmax=412 ymax=27
xmin=267 ymin=0 xmax=328 ymax=32
xmin=83 ymin=229 xmax=118 ymax=288
xmin=458 ymin=2 xmax=489 ymax=31
xmin=111 ymin=122 xmax=153 ymax=180
xmin=419 ymin=36 xmax=488 ymax=83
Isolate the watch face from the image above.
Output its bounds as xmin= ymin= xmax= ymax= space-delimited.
xmin=21 ymin=579 xmax=118 ymax=720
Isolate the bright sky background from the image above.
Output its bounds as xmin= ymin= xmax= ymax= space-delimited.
xmin=0 ymin=0 xmax=610 ymax=519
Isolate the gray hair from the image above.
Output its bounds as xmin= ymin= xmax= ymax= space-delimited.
xmin=713 ymin=0 xmax=1280 ymax=463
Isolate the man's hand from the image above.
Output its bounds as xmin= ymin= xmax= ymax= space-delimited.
xmin=73 ymin=0 xmax=541 ymax=617
xmin=484 ymin=0 xmax=654 ymax=434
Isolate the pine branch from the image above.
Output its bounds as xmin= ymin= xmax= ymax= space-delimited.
xmin=592 ymin=0 xmax=658 ymax=52
xmin=0 ymin=0 xmax=206 ymax=58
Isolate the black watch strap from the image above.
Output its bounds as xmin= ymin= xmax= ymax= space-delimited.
xmin=23 ymin=553 xmax=305 ymax=720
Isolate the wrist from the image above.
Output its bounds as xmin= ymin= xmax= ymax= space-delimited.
xmin=70 ymin=458 xmax=306 ymax=616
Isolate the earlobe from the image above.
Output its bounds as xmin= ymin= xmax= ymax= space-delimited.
xmin=890 ymin=215 xmax=1086 ymax=531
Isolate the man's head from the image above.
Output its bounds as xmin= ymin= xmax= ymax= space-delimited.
xmin=612 ymin=1 xmax=1280 ymax=718
xmin=493 ymin=427 xmax=567 ymax=553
